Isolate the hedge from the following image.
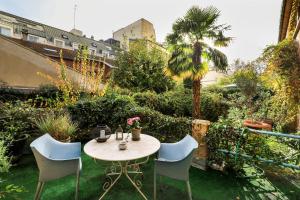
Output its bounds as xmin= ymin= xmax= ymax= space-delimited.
xmin=68 ymin=93 xmax=191 ymax=142
xmin=132 ymin=88 xmax=229 ymax=122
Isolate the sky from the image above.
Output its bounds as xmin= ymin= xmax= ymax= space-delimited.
xmin=0 ymin=0 xmax=282 ymax=63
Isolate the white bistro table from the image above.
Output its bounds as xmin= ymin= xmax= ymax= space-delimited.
xmin=84 ymin=133 xmax=160 ymax=200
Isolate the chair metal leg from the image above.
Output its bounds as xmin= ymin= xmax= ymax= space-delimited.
xmin=35 ymin=182 xmax=44 ymax=200
xmin=75 ymin=169 xmax=80 ymax=200
xmin=34 ymin=182 xmax=42 ymax=200
xmin=154 ymin=166 xmax=157 ymax=200
xmin=186 ymin=180 xmax=192 ymax=200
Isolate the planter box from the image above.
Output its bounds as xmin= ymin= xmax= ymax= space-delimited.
xmin=192 ymin=119 xmax=210 ymax=170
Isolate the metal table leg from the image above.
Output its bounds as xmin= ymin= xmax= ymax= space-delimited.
xmin=99 ymin=157 xmax=149 ymax=200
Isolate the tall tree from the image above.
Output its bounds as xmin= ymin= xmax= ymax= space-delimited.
xmin=167 ymin=6 xmax=231 ymax=119
xmin=113 ymin=39 xmax=175 ymax=93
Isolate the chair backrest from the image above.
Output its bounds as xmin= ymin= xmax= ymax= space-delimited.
xmin=30 ymin=134 xmax=57 ymax=159
xmin=177 ymin=134 xmax=198 ymax=160
xmin=172 ymin=135 xmax=198 ymax=160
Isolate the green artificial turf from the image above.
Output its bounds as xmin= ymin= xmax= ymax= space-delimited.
xmin=2 ymin=153 xmax=299 ymax=200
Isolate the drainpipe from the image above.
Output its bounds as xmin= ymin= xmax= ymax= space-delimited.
xmin=292 ymin=19 xmax=300 ymax=39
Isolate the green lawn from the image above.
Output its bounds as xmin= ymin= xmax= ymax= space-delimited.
xmin=2 ymin=153 xmax=299 ymax=200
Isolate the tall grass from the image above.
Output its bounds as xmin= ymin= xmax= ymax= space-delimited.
xmin=35 ymin=113 xmax=77 ymax=141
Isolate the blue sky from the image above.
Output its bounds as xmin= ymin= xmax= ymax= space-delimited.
xmin=0 ymin=0 xmax=282 ymax=63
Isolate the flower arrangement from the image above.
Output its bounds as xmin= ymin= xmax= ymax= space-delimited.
xmin=127 ymin=117 xmax=141 ymax=130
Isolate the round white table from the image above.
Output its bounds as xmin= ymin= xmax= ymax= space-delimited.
xmin=84 ymin=133 xmax=160 ymax=200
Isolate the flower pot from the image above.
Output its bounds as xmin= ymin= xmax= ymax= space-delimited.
xmin=131 ymin=128 xmax=141 ymax=141
xmin=243 ymin=119 xmax=272 ymax=131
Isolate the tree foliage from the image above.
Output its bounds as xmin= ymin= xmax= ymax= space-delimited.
xmin=166 ymin=6 xmax=231 ymax=118
xmin=112 ymin=40 xmax=175 ymax=93
xmin=261 ymin=39 xmax=300 ymax=131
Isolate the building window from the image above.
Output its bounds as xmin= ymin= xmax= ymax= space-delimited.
xmin=103 ymin=50 xmax=109 ymax=57
xmin=28 ymin=34 xmax=39 ymax=43
xmin=89 ymin=48 xmax=96 ymax=55
xmin=54 ymin=39 xmax=65 ymax=48
xmin=0 ymin=26 xmax=12 ymax=37
xmin=73 ymin=43 xmax=79 ymax=50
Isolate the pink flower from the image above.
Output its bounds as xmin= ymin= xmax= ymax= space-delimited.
xmin=127 ymin=118 xmax=133 ymax=125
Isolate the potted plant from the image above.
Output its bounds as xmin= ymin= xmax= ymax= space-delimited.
xmin=127 ymin=117 xmax=141 ymax=141
xmin=35 ymin=113 xmax=77 ymax=142
xmin=233 ymin=65 xmax=272 ymax=130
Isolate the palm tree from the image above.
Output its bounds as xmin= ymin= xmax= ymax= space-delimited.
xmin=167 ymin=6 xmax=231 ymax=119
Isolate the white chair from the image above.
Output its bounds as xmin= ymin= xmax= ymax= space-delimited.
xmin=154 ymin=134 xmax=198 ymax=200
xmin=30 ymin=134 xmax=81 ymax=200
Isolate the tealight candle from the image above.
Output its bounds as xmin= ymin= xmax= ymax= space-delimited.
xmin=100 ymin=130 xmax=105 ymax=139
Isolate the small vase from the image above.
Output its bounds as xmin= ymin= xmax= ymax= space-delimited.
xmin=131 ymin=128 xmax=141 ymax=141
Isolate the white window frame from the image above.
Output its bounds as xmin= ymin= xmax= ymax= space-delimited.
xmin=27 ymin=34 xmax=39 ymax=43
xmin=72 ymin=42 xmax=79 ymax=50
xmin=54 ymin=38 xmax=65 ymax=48
xmin=0 ymin=25 xmax=12 ymax=37
xmin=89 ymin=47 xmax=97 ymax=55
xmin=102 ymin=50 xmax=110 ymax=58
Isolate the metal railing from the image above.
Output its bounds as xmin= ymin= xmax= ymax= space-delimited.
xmin=218 ymin=128 xmax=300 ymax=170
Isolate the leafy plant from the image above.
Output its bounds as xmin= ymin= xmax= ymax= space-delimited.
xmin=0 ymin=141 xmax=10 ymax=173
xmin=0 ymin=101 xmax=40 ymax=145
xmin=167 ymin=6 xmax=231 ymax=118
xmin=35 ymin=113 xmax=78 ymax=141
xmin=112 ymin=39 xmax=175 ymax=93
xmin=38 ymin=48 xmax=108 ymax=106
xmin=68 ymin=93 xmax=191 ymax=142
xmin=261 ymin=39 xmax=300 ymax=132
xmin=0 ymin=141 xmax=25 ymax=199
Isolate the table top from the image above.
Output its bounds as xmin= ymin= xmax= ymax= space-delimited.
xmin=84 ymin=133 xmax=161 ymax=161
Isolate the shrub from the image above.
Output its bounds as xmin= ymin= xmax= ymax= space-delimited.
xmin=0 ymin=141 xmax=10 ymax=173
xmin=68 ymin=93 xmax=191 ymax=142
xmin=261 ymin=39 xmax=300 ymax=132
xmin=112 ymin=39 xmax=175 ymax=93
xmin=132 ymin=87 xmax=228 ymax=122
xmin=206 ymin=118 xmax=248 ymax=172
xmin=0 ymin=101 xmax=42 ymax=145
xmin=133 ymin=89 xmax=192 ymax=117
xmin=0 ymin=141 xmax=25 ymax=199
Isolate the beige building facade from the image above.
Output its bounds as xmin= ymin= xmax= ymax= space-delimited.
xmin=113 ymin=18 xmax=156 ymax=50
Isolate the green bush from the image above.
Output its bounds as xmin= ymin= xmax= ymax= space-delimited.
xmin=132 ymin=87 xmax=228 ymax=122
xmin=0 ymin=141 xmax=10 ymax=173
xmin=68 ymin=93 xmax=191 ymax=142
xmin=133 ymin=89 xmax=192 ymax=117
xmin=112 ymin=39 xmax=175 ymax=93
xmin=0 ymin=85 xmax=61 ymax=103
xmin=0 ymin=101 xmax=43 ymax=145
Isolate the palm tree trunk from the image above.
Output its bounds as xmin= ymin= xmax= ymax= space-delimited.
xmin=192 ymin=78 xmax=201 ymax=119
xmin=192 ymin=42 xmax=202 ymax=119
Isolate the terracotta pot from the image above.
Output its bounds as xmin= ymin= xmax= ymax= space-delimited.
xmin=131 ymin=128 xmax=141 ymax=141
xmin=243 ymin=119 xmax=272 ymax=131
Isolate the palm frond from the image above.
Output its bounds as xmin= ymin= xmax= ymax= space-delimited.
xmin=206 ymin=47 xmax=228 ymax=71
xmin=167 ymin=44 xmax=193 ymax=76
